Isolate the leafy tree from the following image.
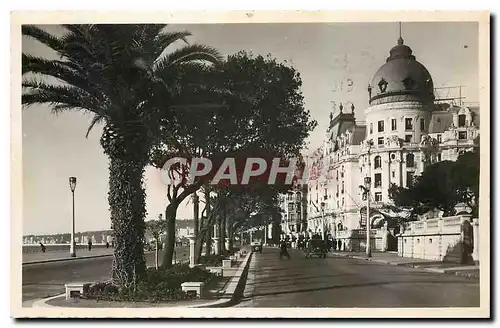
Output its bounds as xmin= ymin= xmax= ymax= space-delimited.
xmin=151 ymin=51 xmax=317 ymax=268
xmin=22 ymin=24 xmax=221 ymax=287
xmin=389 ymin=148 xmax=480 ymax=217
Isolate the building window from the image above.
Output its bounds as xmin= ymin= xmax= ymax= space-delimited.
xmin=374 ymin=156 xmax=382 ymax=169
xmin=458 ymin=114 xmax=466 ymax=127
xmin=420 ymin=118 xmax=425 ymax=131
xmin=370 ymin=123 xmax=373 ymax=134
xmin=406 ymin=171 xmax=414 ymax=188
xmin=437 ymin=134 xmax=442 ymax=143
xmin=375 ymin=192 xmax=382 ymax=202
xmin=336 ymin=170 xmax=339 ymax=180
xmin=405 ymin=135 xmax=412 ymax=143
xmin=405 ymin=118 xmax=413 ymax=131
xmin=391 ymin=118 xmax=397 ymax=131
xmin=392 ymin=171 xmax=395 ymax=178
xmin=406 ymin=153 xmax=415 ymax=168
xmin=378 ymin=137 xmax=384 ymax=145
xmin=378 ymin=120 xmax=384 ymax=132
xmin=458 ymin=131 xmax=467 ymax=140
xmin=437 ymin=153 xmax=442 ymax=161
xmin=374 ymin=173 xmax=382 ymax=188
xmin=341 ymin=181 xmax=344 ymax=193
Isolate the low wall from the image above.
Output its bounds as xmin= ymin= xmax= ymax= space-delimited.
xmin=397 ymin=215 xmax=478 ymax=263
xmin=23 ymin=243 xmax=110 ymax=254
xmin=333 ymin=229 xmax=385 ymax=252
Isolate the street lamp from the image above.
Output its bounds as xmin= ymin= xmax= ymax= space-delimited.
xmin=320 ymin=201 xmax=326 ymax=240
xmin=363 ymin=176 xmax=372 ymax=258
xmin=69 ymin=176 xmax=77 ymax=257
xmin=359 ymin=140 xmax=373 ymax=258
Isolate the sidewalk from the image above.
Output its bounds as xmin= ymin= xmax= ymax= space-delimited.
xmin=23 ymin=248 xmax=114 ymax=264
xmin=331 ymin=251 xmax=479 ymax=279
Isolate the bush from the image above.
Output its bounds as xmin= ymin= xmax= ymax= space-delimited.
xmin=84 ymin=263 xmax=217 ymax=303
xmin=198 ymin=254 xmax=226 ymax=266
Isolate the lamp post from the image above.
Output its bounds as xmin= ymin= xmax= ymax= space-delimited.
xmin=363 ymin=140 xmax=374 ymax=258
xmin=364 ymin=176 xmax=372 ymax=258
xmin=69 ymin=176 xmax=77 ymax=257
xmin=320 ymin=201 xmax=326 ymax=240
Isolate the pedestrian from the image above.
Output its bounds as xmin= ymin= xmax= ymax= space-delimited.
xmin=279 ymin=240 xmax=291 ymax=260
xmin=40 ymin=242 xmax=46 ymax=253
xmin=88 ymin=239 xmax=92 ymax=251
xmin=106 ymin=241 xmax=110 ymax=249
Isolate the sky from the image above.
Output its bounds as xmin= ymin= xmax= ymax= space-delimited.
xmin=21 ymin=22 xmax=479 ymax=235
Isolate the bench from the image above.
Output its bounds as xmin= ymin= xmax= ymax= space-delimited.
xmin=64 ymin=282 xmax=91 ymax=300
xmin=181 ymin=281 xmax=205 ymax=298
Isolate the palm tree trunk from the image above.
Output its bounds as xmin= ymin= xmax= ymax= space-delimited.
xmin=161 ymin=202 xmax=178 ymax=269
xmin=109 ymin=156 xmax=147 ymax=289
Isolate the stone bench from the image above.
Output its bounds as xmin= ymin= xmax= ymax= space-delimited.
xmin=64 ymin=282 xmax=91 ymax=300
xmin=181 ymin=281 xmax=205 ymax=298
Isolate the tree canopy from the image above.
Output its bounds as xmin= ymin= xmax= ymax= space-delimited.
xmin=389 ymin=148 xmax=479 ymax=217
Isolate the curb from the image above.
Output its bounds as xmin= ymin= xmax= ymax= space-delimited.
xmin=331 ymin=252 xmax=479 ymax=278
xmin=187 ymin=249 xmax=253 ymax=308
xmin=23 ymin=251 xmax=160 ymax=266
xmin=31 ymin=249 xmax=254 ymax=309
xmin=23 ymin=254 xmax=113 ymax=265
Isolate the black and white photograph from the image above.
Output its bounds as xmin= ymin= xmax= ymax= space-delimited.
xmin=10 ymin=11 xmax=490 ymax=318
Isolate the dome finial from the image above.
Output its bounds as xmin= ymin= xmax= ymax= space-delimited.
xmin=398 ymin=22 xmax=404 ymax=45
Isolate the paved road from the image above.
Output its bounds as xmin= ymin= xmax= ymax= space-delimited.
xmin=22 ymin=247 xmax=190 ymax=302
xmin=235 ymin=248 xmax=480 ymax=308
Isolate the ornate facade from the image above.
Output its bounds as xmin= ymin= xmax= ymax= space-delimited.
xmin=280 ymin=35 xmax=479 ymax=247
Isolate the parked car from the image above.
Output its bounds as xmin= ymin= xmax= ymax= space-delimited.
xmin=251 ymin=241 xmax=263 ymax=253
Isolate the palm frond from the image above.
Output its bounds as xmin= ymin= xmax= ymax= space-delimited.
xmin=85 ymin=114 xmax=106 ymax=138
xmin=22 ymin=25 xmax=64 ymax=52
xmin=22 ymin=81 xmax=103 ymax=115
xmin=152 ymin=31 xmax=192 ymax=61
xmin=154 ymin=44 xmax=223 ymax=72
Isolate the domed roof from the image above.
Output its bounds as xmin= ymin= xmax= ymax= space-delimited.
xmin=369 ymin=37 xmax=435 ymax=105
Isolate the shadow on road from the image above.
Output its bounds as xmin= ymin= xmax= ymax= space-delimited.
xmin=250 ymin=279 xmax=478 ymax=298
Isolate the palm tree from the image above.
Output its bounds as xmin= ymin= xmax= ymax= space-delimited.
xmin=22 ymin=24 xmax=222 ymax=288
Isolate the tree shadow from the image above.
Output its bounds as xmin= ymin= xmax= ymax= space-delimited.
xmin=245 ymin=273 xmax=354 ymax=287
xmin=250 ymin=279 xmax=479 ymax=298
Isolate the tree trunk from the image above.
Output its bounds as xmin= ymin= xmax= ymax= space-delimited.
xmin=205 ymin=225 xmax=212 ymax=255
xmin=195 ymin=232 xmax=205 ymax=262
xmin=155 ymin=239 xmax=159 ymax=270
xmin=193 ymin=193 xmax=199 ymax=257
xmin=161 ymin=202 xmax=178 ymax=269
xmin=195 ymin=214 xmax=205 ymax=262
xmin=109 ymin=155 xmax=147 ymax=289
xmin=204 ymin=188 xmax=212 ymax=255
xmin=221 ymin=207 xmax=227 ymax=254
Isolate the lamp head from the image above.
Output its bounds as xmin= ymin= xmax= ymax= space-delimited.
xmin=69 ymin=177 xmax=77 ymax=192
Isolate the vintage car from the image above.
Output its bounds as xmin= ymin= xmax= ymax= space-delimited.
xmin=305 ymin=238 xmax=328 ymax=259
xmin=251 ymin=241 xmax=263 ymax=253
